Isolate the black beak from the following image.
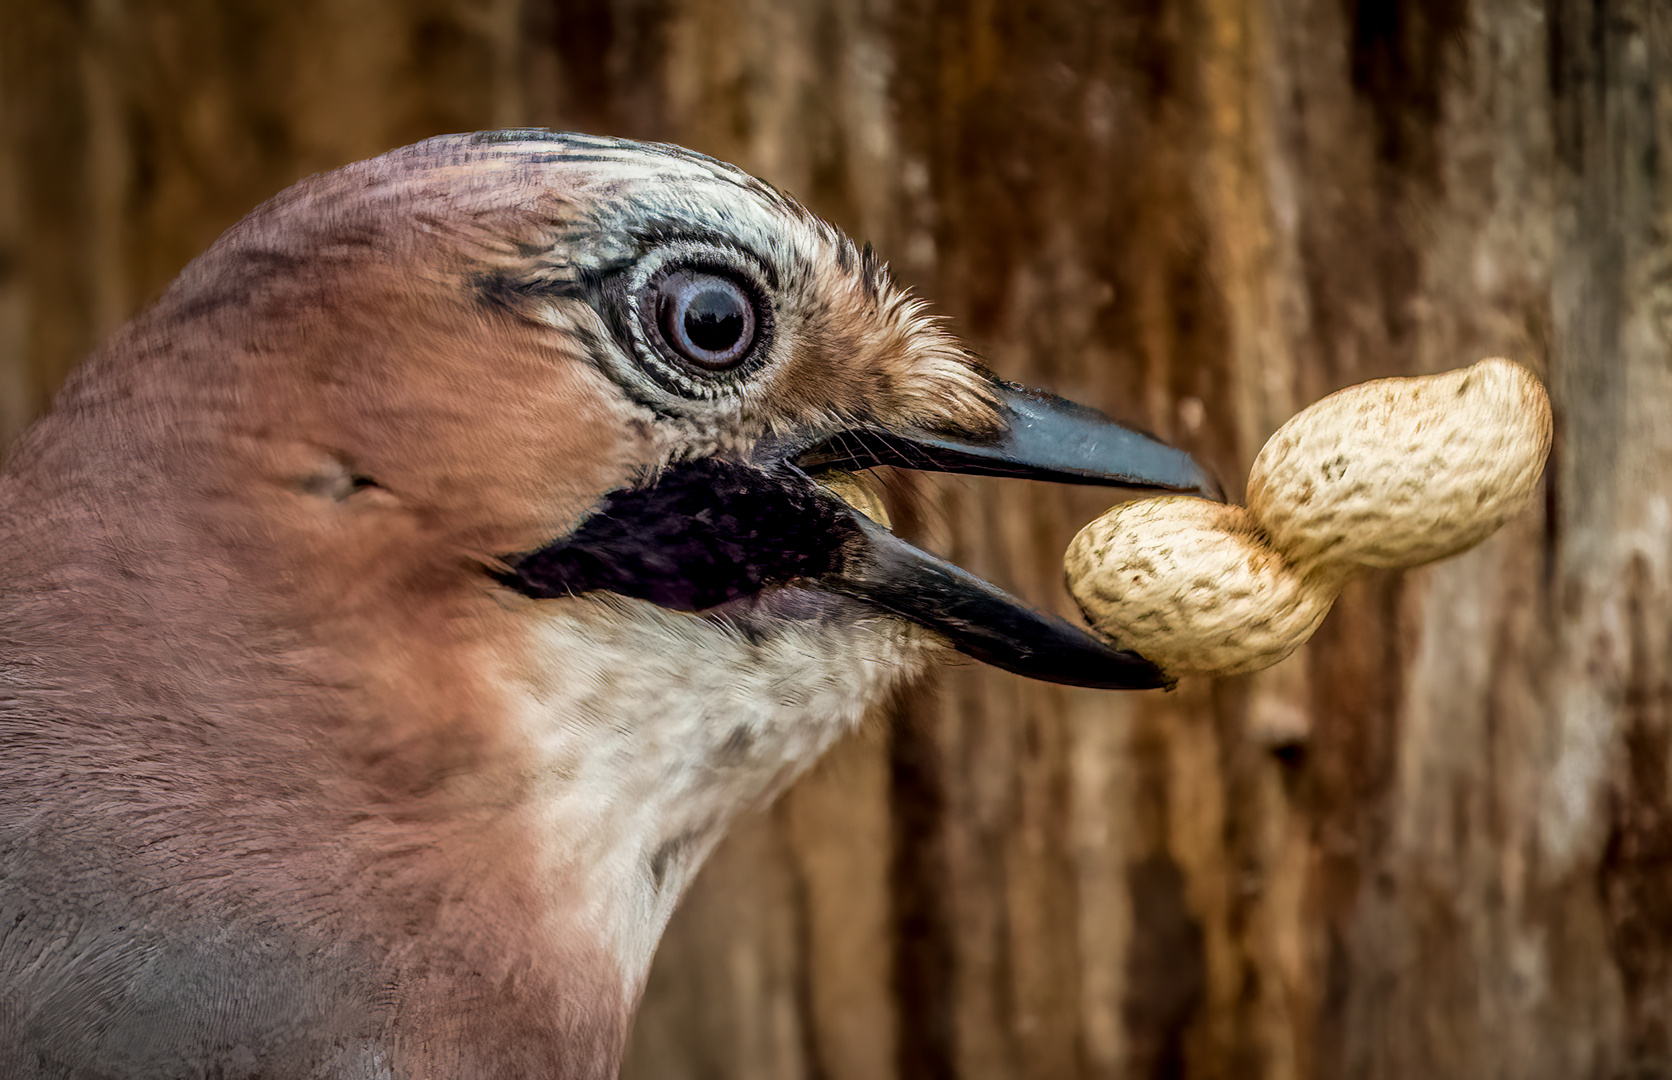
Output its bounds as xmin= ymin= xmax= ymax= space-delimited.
xmin=796 ymin=379 xmax=1219 ymax=689
xmin=498 ymin=380 xmax=1219 ymax=690
xmin=822 ymin=510 xmax=1168 ymax=688
xmin=797 ymin=381 xmax=1222 ymax=499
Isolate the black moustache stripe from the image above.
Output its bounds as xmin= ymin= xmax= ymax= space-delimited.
xmin=498 ymin=458 xmax=865 ymax=611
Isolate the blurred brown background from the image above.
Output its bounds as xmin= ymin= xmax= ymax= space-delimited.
xmin=2 ymin=1 xmax=1668 ymax=1077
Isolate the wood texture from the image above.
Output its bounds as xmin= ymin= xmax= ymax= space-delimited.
xmin=1 ymin=1 xmax=1668 ymax=1076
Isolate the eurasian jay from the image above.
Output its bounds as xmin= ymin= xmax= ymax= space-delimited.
xmin=0 ymin=131 xmax=1215 ymax=1078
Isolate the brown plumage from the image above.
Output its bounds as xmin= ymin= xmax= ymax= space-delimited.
xmin=0 ymin=131 xmax=1212 ymax=1078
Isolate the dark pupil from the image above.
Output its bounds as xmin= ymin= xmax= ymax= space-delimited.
xmin=683 ymin=288 xmax=744 ymax=352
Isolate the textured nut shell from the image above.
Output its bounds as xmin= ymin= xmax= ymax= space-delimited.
xmin=1065 ymin=497 xmax=1335 ymax=677
xmin=1247 ymin=357 xmax=1552 ymax=570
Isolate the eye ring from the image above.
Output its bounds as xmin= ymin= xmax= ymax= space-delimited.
xmin=651 ymin=268 xmax=759 ymax=371
xmin=615 ymin=245 xmax=777 ymax=403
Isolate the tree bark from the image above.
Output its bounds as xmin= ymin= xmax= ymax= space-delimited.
xmin=2 ymin=1 xmax=1668 ymax=1077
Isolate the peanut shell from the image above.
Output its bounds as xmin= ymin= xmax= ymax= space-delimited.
xmin=1246 ymin=357 xmax=1551 ymax=571
xmin=1064 ymin=497 xmax=1335 ymax=678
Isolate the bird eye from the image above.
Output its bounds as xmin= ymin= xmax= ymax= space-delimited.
xmin=654 ymin=269 xmax=758 ymax=371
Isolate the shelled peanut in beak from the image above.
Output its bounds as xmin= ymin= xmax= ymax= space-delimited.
xmin=1065 ymin=358 xmax=1553 ymax=679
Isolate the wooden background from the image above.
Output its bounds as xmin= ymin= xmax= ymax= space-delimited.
xmin=2 ymin=1 xmax=1668 ymax=1076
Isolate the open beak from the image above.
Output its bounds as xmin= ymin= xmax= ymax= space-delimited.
xmin=796 ymin=380 xmax=1218 ymax=689
xmin=499 ymin=378 xmax=1219 ymax=690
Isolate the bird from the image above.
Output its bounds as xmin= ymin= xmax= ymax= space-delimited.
xmin=0 ymin=130 xmax=1216 ymax=1079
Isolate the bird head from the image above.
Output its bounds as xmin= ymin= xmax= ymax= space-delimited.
xmin=144 ymin=131 xmax=1213 ymax=669
xmin=0 ymin=131 xmax=1217 ymax=1074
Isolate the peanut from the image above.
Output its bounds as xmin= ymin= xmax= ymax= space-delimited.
xmin=1064 ymin=358 xmax=1552 ymax=679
